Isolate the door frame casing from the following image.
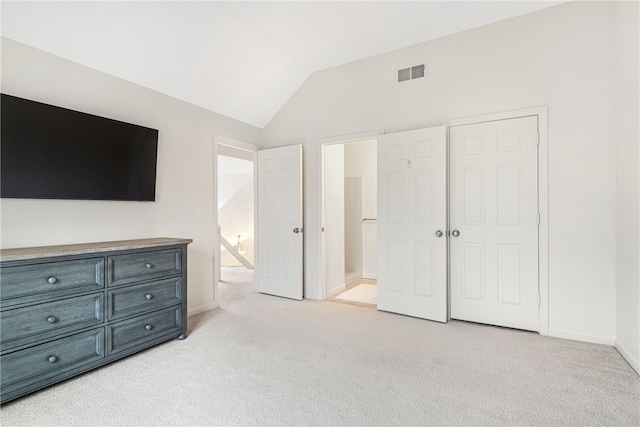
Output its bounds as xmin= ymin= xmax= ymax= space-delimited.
xmin=212 ymin=134 xmax=260 ymax=303
xmin=444 ymin=106 xmax=549 ymax=336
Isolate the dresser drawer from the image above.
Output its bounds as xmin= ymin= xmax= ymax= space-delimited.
xmin=107 ymin=248 xmax=182 ymax=286
xmin=0 ymin=257 xmax=104 ymax=302
xmin=1 ymin=293 xmax=104 ymax=347
xmin=0 ymin=328 xmax=104 ymax=391
xmin=107 ymin=278 xmax=182 ymax=321
xmin=107 ymin=305 xmax=182 ymax=355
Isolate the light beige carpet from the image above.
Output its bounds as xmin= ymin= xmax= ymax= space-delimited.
xmin=1 ymin=271 xmax=639 ymax=426
xmin=335 ymin=283 xmax=377 ymax=305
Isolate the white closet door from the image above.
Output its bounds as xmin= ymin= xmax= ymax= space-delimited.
xmin=377 ymin=126 xmax=447 ymax=322
xmin=257 ymin=145 xmax=303 ymax=300
xmin=449 ymin=116 xmax=539 ymax=331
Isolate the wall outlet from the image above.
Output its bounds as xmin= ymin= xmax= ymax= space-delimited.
xmin=196 ymin=208 xmax=203 ymax=220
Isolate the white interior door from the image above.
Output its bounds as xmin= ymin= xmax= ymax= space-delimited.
xmin=449 ymin=116 xmax=539 ymax=331
xmin=377 ymin=126 xmax=447 ymax=322
xmin=257 ymin=145 xmax=303 ymax=300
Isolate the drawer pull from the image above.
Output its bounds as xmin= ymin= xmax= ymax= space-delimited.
xmin=144 ymin=324 xmax=153 ymax=331
xmin=47 ymin=277 xmax=57 ymax=284
xmin=144 ymin=263 xmax=153 ymax=269
xmin=48 ymin=356 xmax=58 ymax=363
xmin=145 ymin=293 xmax=153 ymax=300
xmin=47 ymin=316 xmax=57 ymax=324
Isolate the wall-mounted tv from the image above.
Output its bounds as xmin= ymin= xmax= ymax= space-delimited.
xmin=1 ymin=94 xmax=159 ymax=201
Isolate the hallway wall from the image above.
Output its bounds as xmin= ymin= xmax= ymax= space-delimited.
xmin=344 ymin=140 xmax=377 ymax=279
xmin=323 ymin=144 xmax=345 ymax=297
xmin=344 ymin=176 xmax=362 ymax=283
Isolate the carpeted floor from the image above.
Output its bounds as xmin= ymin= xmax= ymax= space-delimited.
xmin=1 ymin=268 xmax=639 ymax=426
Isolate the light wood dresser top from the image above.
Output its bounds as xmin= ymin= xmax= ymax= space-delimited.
xmin=0 ymin=237 xmax=193 ymax=262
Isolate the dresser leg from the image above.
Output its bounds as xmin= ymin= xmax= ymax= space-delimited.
xmin=177 ymin=333 xmax=187 ymax=340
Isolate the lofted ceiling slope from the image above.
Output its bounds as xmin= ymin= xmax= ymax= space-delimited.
xmin=1 ymin=1 xmax=565 ymax=128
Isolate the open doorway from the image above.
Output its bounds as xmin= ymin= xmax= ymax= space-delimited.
xmin=322 ymin=138 xmax=378 ymax=306
xmin=214 ymin=138 xmax=258 ymax=304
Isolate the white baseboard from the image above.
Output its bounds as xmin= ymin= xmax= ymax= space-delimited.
xmin=615 ymin=338 xmax=640 ymax=376
xmin=363 ymin=273 xmax=377 ymax=280
xmin=327 ymin=283 xmax=346 ymax=298
xmin=345 ymin=272 xmax=362 ymax=285
xmin=548 ymin=328 xmax=615 ymax=346
xmin=188 ymin=303 xmax=218 ymax=317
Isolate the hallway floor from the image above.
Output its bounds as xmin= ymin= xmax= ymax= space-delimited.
xmin=330 ymin=278 xmax=377 ymax=307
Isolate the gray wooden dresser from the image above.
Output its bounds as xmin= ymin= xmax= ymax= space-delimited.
xmin=0 ymin=237 xmax=192 ymax=404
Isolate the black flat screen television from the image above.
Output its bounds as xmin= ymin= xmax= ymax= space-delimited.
xmin=1 ymin=94 xmax=159 ymax=201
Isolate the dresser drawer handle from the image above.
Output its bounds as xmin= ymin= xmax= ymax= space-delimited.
xmin=145 ymin=293 xmax=153 ymax=300
xmin=47 ymin=316 xmax=57 ymax=324
xmin=48 ymin=356 xmax=58 ymax=363
xmin=144 ymin=324 xmax=153 ymax=331
xmin=144 ymin=263 xmax=153 ymax=269
xmin=47 ymin=277 xmax=57 ymax=284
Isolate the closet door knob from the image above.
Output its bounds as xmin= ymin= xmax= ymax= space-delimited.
xmin=435 ymin=230 xmax=443 ymax=238
xmin=452 ymin=230 xmax=460 ymax=237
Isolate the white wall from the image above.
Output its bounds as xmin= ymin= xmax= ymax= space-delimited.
xmin=218 ymin=177 xmax=254 ymax=267
xmin=344 ymin=176 xmax=363 ymax=282
xmin=218 ymin=172 xmax=253 ymax=209
xmin=1 ymin=38 xmax=262 ymax=316
xmin=263 ymin=1 xmax=621 ymax=344
xmin=323 ymin=144 xmax=345 ymax=297
xmin=613 ymin=1 xmax=640 ymax=374
xmin=217 ymin=146 xmax=255 ymax=267
xmin=218 ymin=143 xmax=255 ymax=162
xmin=344 ymin=139 xmax=377 ymax=279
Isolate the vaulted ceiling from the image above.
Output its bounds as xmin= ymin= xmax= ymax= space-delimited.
xmin=1 ymin=1 xmax=564 ymax=128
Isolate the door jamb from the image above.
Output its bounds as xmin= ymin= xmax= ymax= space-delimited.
xmin=444 ymin=106 xmax=549 ymax=336
xmin=212 ymin=134 xmax=260 ymax=302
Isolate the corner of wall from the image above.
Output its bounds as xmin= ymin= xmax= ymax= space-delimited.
xmin=188 ymin=303 xmax=219 ymax=318
xmin=616 ymin=338 xmax=640 ymax=376
xmin=612 ymin=0 xmax=640 ymax=374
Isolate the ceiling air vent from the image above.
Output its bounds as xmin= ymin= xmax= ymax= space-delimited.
xmin=397 ymin=64 xmax=426 ymax=83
